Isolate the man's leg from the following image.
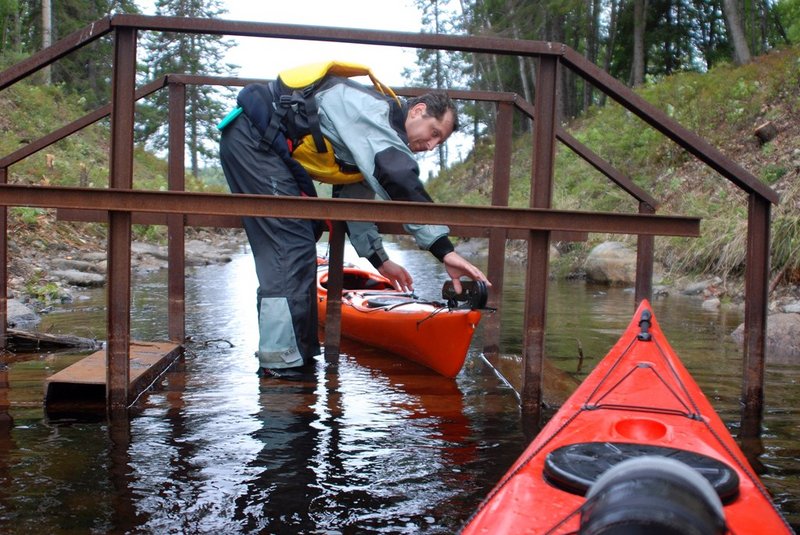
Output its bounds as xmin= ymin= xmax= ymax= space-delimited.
xmin=220 ymin=115 xmax=320 ymax=371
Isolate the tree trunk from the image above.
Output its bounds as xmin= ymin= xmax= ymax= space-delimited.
xmin=600 ymin=0 xmax=619 ymax=105
xmin=41 ymin=0 xmax=52 ymax=84
xmin=583 ymin=0 xmax=600 ymax=110
xmin=631 ymin=0 xmax=647 ymax=86
xmin=722 ymin=0 xmax=751 ymax=65
xmin=506 ymin=0 xmax=533 ymax=107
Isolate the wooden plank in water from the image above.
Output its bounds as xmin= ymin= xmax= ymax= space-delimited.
xmin=44 ymin=341 xmax=182 ymax=411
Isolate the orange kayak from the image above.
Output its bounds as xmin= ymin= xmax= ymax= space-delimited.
xmin=316 ymin=261 xmax=481 ymax=377
xmin=462 ymin=299 xmax=792 ymax=534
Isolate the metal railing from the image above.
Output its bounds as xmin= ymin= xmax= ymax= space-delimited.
xmin=0 ymin=16 xmax=774 ymax=433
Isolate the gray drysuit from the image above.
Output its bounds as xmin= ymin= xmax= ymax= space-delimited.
xmin=219 ymin=78 xmax=454 ymax=371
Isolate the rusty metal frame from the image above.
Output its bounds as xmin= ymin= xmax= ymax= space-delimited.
xmin=0 ymin=185 xmax=700 ymax=235
xmin=106 ymin=26 xmax=137 ymax=408
xmin=0 ymin=15 xmax=776 ymax=426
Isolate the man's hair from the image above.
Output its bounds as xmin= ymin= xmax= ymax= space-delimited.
xmin=407 ymin=91 xmax=459 ymax=132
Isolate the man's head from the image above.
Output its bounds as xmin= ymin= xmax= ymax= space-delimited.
xmin=405 ymin=91 xmax=459 ymax=153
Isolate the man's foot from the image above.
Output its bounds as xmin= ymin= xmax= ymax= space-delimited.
xmin=258 ymin=366 xmax=308 ymax=381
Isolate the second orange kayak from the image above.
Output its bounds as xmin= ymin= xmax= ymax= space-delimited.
xmin=317 ymin=261 xmax=481 ymax=377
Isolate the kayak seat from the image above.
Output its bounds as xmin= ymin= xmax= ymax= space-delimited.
xmin=364 ymin=296 xmax=415 ymax=308
xmin=543 ymin=442 xmax=740 ymax=504
xmin=340 ymin=273 xmax=394 ymax=291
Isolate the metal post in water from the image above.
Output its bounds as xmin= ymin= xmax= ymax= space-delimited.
xmin=741 ymin=193 xmax=770 ymax=436
xmin=167 ymin=80 xmax=186 ymax=343
xmin=107 ymin=26 xmax=137 ymax=410
xmin=0 ymin=167 xmax=6 ymax=349
xmin=324 ymin=221 xmax=346 ymax=359
xmin=483 ymin=101 xmax=513 ymax=357
xmin=635 ymin=201 xmax=655 ymax=307
xmin=521 ymin=55 xmax=558 ymax=420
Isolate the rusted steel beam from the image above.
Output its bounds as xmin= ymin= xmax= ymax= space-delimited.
xmin=107 ymin=26 xmax=137 ymax=410
xmin=556 ymin=130 xmax=658 ymax=209
xmin=0 ymin=168 xmax=6 ymax=349
xmin=560 ymin=48 xmax=778 ymax=205
xmin=324 ymin=222 xmax=347 ymax=359
xmin=112 ymin=14 xmax=564 ymax=57
xmin=397 ymin=87 xmax=523 ymax=104
xmin=2 ymin=185 xmax=700 ymax=237
xmin=521 ymin=56 xmax=559 ymax=419
xmin=166 ymin=75 xmax=628 ymax=208
xmin=635 ymin=202 xmax=656 ymax=306
xmin=166 ymin=74 xmax=264 ymax=87
xmin=484 ymin=101 xmax=514 ymax=357
xmin=177 ymin=73 xmax=655 ymax=213
xmin=167 ymin=74 xmax=528 ymax=108
xmin=0 ymin=78 xmax=166 ymax=169
xmin=0 ymin=17 xmax=112 ymax=90
xmin=741 ymin=194 xmax=770 ymax=436
xmin=56 ymin=209 xmax=588 ymax=243
xmin=167 ymin=82 xmax=186 ymax=343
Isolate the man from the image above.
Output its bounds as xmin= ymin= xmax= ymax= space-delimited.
xmin=219 ymin=65 xmax=488 ymax=379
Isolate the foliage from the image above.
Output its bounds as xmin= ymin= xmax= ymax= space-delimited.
xmin=777 ymin=0 xmax=800 ymax=42
xmin=136 ymin=0 xmax=238 ymax=177
xmin=25 ymin=273 xmax=63 ymax=303
xmin=408 ymin=0 xmax=795 ymax=128
xmin=1 ymin=0 xmax=139 ymax=108
xmin=429 ymin=44 xmax=800 ymax=282
xmin=10 ymin=207 xmax=46 ymax=225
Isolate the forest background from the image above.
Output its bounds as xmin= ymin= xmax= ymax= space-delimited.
xmin=0 ymin=0 xmax=799 ymax=301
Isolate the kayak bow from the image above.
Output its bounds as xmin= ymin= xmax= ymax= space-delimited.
xmin=462 ymin=299 xmax=792 ymax=534
xmin=317 ymin=260 xmax=481 ymax=377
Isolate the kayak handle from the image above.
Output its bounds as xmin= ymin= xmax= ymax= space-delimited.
xmin=638 ymin=309 xmax=653 ymax=341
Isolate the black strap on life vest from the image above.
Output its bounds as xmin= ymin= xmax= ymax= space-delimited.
xmin=240 ymin=83 xmax=318 ymax=199
xmin=301 ymin=86 xmax=327 ymax=153
xmin=264 ymin=80 xmax=329 ymax=156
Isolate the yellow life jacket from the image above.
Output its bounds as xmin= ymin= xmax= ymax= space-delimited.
xmin=274 ymin=61 xmax=401 ymax=185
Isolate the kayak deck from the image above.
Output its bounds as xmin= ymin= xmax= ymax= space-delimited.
xmin=317 ymin=262 xmax=481 ymax=378
xmin=462 ymin=300 xmax=792 ymax=534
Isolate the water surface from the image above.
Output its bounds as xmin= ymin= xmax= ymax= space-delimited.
xmin=0 ymin=242 xmax=797 ymax=533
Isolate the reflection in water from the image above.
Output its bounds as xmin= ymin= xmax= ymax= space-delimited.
xmin=0 ymin=241 xmax=796 ymax=532
xmin=0 ymin=366 xmax=13 ymax=517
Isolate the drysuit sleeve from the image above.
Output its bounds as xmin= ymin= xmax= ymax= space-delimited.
xmin=316 ymin=84 xmax=454 ymax=258
xmin=335 ymin=181 xmax=389 ymax=268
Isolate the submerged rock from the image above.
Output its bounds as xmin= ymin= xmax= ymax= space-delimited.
xmin=8 ymin=299 xmax=40 ymax=329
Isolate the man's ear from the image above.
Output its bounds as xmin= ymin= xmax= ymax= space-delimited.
xmin=409 ymin=102 xmax=427 ymax=117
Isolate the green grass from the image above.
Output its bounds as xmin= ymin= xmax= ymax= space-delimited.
xmin=1 ymin=81 xmax=226 ymax=244
xmin=430 ymin=45 xmax=800 ymax=283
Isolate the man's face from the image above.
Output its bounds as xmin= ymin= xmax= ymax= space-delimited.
xmin=405 ymin=103 xmax=455 ymax=153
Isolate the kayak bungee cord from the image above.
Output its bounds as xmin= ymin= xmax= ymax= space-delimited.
xmin=463 ymin=307 xmax=793 ymax=535
xmin=585 ymin=362 xmax=697 ymax=418
xmin=463 ymin=309 xmax=721 ymax=532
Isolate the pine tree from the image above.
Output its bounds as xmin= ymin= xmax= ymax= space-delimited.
xmin=51 ymin=0 xmax=138 ymax=108
xmin=137 ymin=0 xmax=237 ymax=177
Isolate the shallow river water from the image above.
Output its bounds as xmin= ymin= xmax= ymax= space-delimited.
xmin=1 ymin=241 xmax=798 ymax=533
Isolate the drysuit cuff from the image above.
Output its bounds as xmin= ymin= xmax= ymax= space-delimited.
xmin=368 ymin=248 xmax=389 ymax=269
xmin=429 ymin=236 xmax=455 ymax=262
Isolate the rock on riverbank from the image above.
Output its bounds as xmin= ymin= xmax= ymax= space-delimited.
xmin=7 ymin=228 xmax=248 ymax=330
xmin=458 ymin=237 xmax=800 ymax=360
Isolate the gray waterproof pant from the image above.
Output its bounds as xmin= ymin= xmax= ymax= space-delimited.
xmin=219 ymin=114 xmax=320 ymax=369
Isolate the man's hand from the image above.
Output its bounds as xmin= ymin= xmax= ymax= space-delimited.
xmin=443 ymin=251 xmax=490 ymax=294
xmin=378 ymin=260 xmax=414 ymax=293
